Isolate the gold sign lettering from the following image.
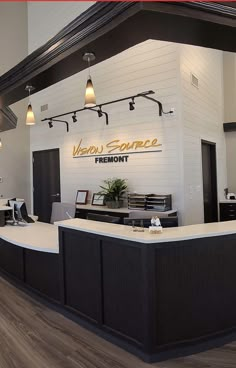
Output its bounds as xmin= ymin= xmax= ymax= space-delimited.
xmin=73 ymin=138 xmax=162 ymax=157
xmin=73 ymin=139 xmax=103 ymax=156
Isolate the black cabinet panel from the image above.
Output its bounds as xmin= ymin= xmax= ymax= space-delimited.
xmin=0 ymin=239 xmax=24 ymax=280
xmin=75 ymin=208 xmax=126 ymax=223
xmin=24 ymin=249 xmax=60 ymax=301
xmin=102 ymin=239 xmax=144 ymax=344
xmin=220 ymin=203 xmax=236 ymax=221
xmin=63 ymin=231 xmax=101 ymax=323
xmin=155 ymin=236 xmax=236 ymax=346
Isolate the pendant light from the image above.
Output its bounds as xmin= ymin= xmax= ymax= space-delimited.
xmin=0 ymin=139 xmax=2 ymax=149
xmin=25 ymin=85 xmax=35 ymax=125
xmin=83 ymin=52 xmax=96 ymax=108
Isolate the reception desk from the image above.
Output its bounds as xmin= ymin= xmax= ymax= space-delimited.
xmin=0 ymin=219 xmax=236 ymax=362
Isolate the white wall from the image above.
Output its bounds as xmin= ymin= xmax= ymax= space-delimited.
xmin=0 ymin=3 xmax=30 ymax=206
xmin=180 ymin=45 xmax=226 ymax=224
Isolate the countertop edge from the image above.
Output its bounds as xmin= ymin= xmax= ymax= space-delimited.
xmin=0 ymin=233 xmax=59 ymax=253
xmin=56 ymin=222 xmax=236 ymax=244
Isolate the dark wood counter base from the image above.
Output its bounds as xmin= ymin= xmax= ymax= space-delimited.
xmin=1 ymin=229 xmax=236 ymax=362
xmin=58 ymin=228 xmax=236 ymax=362
xmin=0 ymin=238 xmax=60 ymax=302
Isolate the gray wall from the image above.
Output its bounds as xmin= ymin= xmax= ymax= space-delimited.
xmin=0 ymin=3 xmax=31 ymax=207
xmin=225 ymin=131 xmax=236 ymax=192
xmin=224 ymin=52 xmax=236 ymax=192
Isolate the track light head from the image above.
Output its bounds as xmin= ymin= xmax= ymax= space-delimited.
xmin=72 ymin=113 xmax=77 ymax=123
xmin=48 ymin=120 xmax=53 ymax=128
xmin=129 ymin=98 xmax=135 ymax=111
xmin=97 ymin=106 xmax=103 ymax=118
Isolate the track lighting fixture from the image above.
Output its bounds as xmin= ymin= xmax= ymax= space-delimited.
xmin=129 ymin=98 xmax=135 ymax=111
xmin=97 ymin=106 xmax=103 ymax=118
xmin=42 ymin=90 xmax=173 ymax=132
xmin=48 ymin=119 xmax=69 ymax=132
xmin=48 ymin=119 xmax=53 ymax=128
xmin=25 ymin=85 xmax=35 ymax=125
xmin=83 ymin=52 xmax=96 ymax=108
xmin=72 ymin=113 xmax=77 ymax=123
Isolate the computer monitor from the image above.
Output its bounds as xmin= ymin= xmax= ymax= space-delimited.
xmin=9 ymin=200 xmax=34 ymax=223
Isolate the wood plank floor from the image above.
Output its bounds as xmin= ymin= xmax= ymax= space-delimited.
xmin=0 ymin=276 xmax=235 ymax=368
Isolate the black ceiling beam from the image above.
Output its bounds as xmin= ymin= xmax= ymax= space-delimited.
xmin=223 ymin=122 xmax=236 ymax=132
xmin=0 ymin=107 xmax=18 ymax=132
xmin=0 ymin=1 xmax=236 ymax=109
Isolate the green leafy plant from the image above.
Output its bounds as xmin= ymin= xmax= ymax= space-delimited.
xmin=98 ymin=178 xmax=128 ymax=203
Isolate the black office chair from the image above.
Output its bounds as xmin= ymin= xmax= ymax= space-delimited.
xmin=87 ymin=212 xmax=121 ymax=224
xmin=123 ymin=216 xmax=178 ymax=228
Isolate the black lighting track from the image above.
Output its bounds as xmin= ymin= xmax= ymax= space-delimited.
xmin=41 ymin=90 xmax=173 ymax=132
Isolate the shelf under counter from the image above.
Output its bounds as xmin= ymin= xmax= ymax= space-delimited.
xmin=75 ymin=204 xmax=177 ymax=222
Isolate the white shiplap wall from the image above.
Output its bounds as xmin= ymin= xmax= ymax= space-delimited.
xmin=29 ymin=40 xmax=183 ymax=217
xmin=180 ymin=45 xmax=227 ymax=224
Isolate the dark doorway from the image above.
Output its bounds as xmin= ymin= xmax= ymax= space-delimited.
xmin=33 ymin=149 xmax=61 ymax=223
xmin=201 ymin=141 xmax=218 ymax=223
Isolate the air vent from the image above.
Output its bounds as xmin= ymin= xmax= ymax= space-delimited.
xmin=40 ymin=104 xmax=48 ymax=112
xmin=191 ymin=73 xmax=199 ymax=88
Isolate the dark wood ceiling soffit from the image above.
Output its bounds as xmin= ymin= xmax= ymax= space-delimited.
xmin=0 ymin=107 xmax=17 ymax=132
xmin=0 ymin=1 xmax=236 ymax=108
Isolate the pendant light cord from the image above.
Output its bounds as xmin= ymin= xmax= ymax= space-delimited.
xmin=88 ymin=56 xmax=91 ymax=77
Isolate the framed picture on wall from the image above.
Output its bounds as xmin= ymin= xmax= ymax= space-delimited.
xmin=76 ymin=190 xmax=89 ymax=204
xmin=91 ymin=193 xmax=105 ymax=206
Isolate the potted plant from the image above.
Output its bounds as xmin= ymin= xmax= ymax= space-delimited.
xmin=98 ymin=178 xmax=128 ymax=208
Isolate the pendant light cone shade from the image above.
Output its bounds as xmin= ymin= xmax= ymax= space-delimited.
xmin=26 ymin=103 xmax=35 ymax=125
xmin=0 ymin=139 xmax=2 ymax=149
xmin=84 ymin=76 xmax=96 ymax=107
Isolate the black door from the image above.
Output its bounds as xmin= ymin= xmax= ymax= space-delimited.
xmin=33 ymin=149 xmax=61 ymax=223
xmin=201 ymin=141 xmax=218 ymax=223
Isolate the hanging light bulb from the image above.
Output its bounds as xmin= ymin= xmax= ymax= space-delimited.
xmin=83 ymin=52 xmax=96 ymax=108
xmin=25 ymin=85 xmax=35 ymax=125
xmin=0 ymin=138 xmax=2 ymax=149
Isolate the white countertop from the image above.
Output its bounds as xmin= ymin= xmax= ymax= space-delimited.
xmin=0 ymin=222 xmax=58 ymax=253
xmin=76 ymin=204 xmax=177 ymax=216
xmin=0 ymin=206 xmax=12 ymax=211
xmin=55 ymin=218 xmax=236 ymax=244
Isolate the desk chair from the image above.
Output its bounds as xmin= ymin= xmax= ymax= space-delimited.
xmin=50 ymin=202 xmax=76 ymax=224
xmin=124 ymin=216 xmax=178 ymax=228
xmin=87 ymin=212 xmax=121 ymax=224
